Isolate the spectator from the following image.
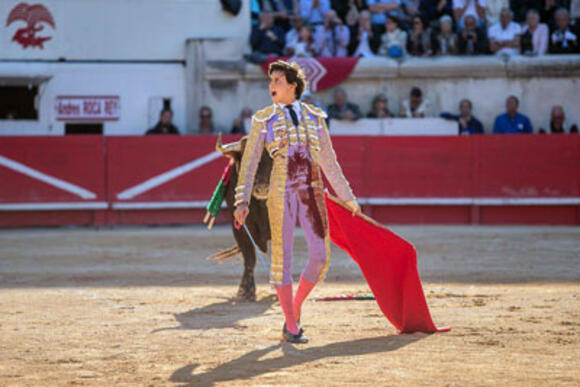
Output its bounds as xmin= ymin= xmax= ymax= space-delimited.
xmin=327 ymin=87 xmax=362 ymax=121
xmin=541 ymin=0 xmax=569 ymax=30
xmin=284 ymin=15 xmax=305 ymax=55
xmin=549 ymin=8 xmax=579 ymax=54
xmin=420 ymin=0 xmax=454 ymax=26
xmin=436 ymin=14 xmax=459 ymax=54
xmin=570 ymin=0 xmax=580 ymax=24
xmin=300 ymin=0 xmax=332 ymax=25
xmin=146 ymin=109 xmax=180 ymax=135
xmin=453 ymin=0 xmax=487 ymax=29
xmin=400 ymin=87 xmax=434 ymax=117
xmin=352 ymin=10 xmax=378 ymax=56
xmin=407 ymin=16 xmax=436 ymax=56
xmin=333 ymin=0 xmax=368 ymax=23
xmin=492 ymin=96 xmax=533 ymax=134
xmin=250 ymin=12 xmax=286 ymax=56
xmin=458 ymin=14 xmax=488 ymax=54
xmin=440 ymin=99 xmax=484 ymax=134
xmin=199 ymin=106 xmax=215 ymax=134
xmin=314 ymin=10 xmax=351 ymax=56
xmin=485 ymin=0 xmax=509 ymax=26
xmin=367 ymin=93 xmax=394 ymax=118
xmin=288 ymin=25 xmax=318 ymax=57
xmin=510 ymin=0 xmax=543 ymax=23
xmin=402 ymin=0 xmax=422 ymax=22
xmin=521 ymin=9 xmax=549 ymax=55
xmin=231 ymin=107 xmax=253 ymax=134
xmin=367 ymin=0 xmax=404 ymax=37
xmin=488 ymin=8 xmax=522 ymax=55
xmin=378 ymin=15 xmax=408 ymax=57
xmin=260 ymin=0 xmax=293 ymax=29
xmin=539 ymin=105 xmax=579 ymax=134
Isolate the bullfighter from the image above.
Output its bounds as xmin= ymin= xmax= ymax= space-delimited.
xmin=233 ymin=60 xmax=361 ymax=343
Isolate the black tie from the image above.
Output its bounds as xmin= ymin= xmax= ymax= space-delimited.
xmin=285 ymin=104 xmax=299 ymax=127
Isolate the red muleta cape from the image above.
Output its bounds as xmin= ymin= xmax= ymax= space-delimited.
xmin=324 ymin=191 xmax=450 ymax=334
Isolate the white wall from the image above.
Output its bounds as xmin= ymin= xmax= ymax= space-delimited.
xmin=0 ymin=0 xmax=249 ymax=61
xmin=0 ymin=62 xmax=186 ymax=135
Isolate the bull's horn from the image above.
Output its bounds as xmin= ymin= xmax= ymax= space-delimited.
xmin=215 ymin=133 xmax=224 ymax=154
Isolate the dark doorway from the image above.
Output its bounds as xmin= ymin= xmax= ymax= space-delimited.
xmin=65 ymin=123 xmax=104 ymax=135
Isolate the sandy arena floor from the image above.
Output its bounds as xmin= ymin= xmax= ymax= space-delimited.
xmin=0 ymin=225 xmax=578 ymax=386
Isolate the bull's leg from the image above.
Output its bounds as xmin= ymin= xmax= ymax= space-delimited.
xmin=232 ymin=224 xmax=257 ymax=302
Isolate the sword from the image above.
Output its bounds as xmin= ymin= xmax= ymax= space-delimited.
xmin=242 ymin=223 xmax=270 ymax=273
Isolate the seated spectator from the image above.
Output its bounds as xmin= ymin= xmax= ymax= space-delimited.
xmin=199 ymin=106 xmax=215 ymax=134
xmin=549 ymin=8 xmax=579 ymax=54
xmin=458 ymin=14 xmax=488 ymax=54
xmin=284 ymin=15 xmax=305 ymax=56
xmin=378 ymin=15 xmax=408 ymax=57
xmin=420 ymin=0 xmax=454 ymax=26
xmin=488 ymin=8 xmax=522 ymax=56
xmin=145 ymin=108 xmax=179 ymax=135
xmin=510 ymin=0 xmax=543 ymax=23
xmin=352 ymin=10 xmax=378 ymax=57
xmin=440 ymin=99 xmax=484 ymax=134
xmin=367 ymin=0 xmax=404 ymax=37
xmin=539 ymin=105 xmax=579 ymax=134
xmin=400 ymin=87 xmax=434 ymax=117
xmin=231 ymin=107 xmax=253 ymax=134
xmin=314 ymin=10 xmax=351 ymax=57
xmin=301 ymin=90 xmax=325 ymax=110
xmin=367 ymin=93 xmax=394 ymax=118
xmin=333 ymin=0 xmax=365 ymax=22
xmin=250 ymin=12 xmax=285 ymax=57
xmin=407 ymin=16 xmax=436 ymax=56
xmin=288 ymin=25 xmax=318 ymax=57
xmin=521 ymin=9 xmax=549 ymax=55
xmin=485 ymin=0 xmax=508 ymax=26
xmin=453 ymin=0 xmax=487 ymax=29
xmin=300 ymin=0 xmax=332 ymax=25
xmin=260 ymin=0 xmax=293 ymax=30
xmin=327 ymin=87 xmax=362 ymax=121
xmin=541 ymin=0 xmax=569 ymax=30
xmin=402 ymin=0 xmax=422 ymax=23
xmin=492 ymin=96 xmax=533 ymax=134
xmin=436 ymin=15 xmax=459 ymax=54
xmin=146 ymin=108 xmax=179 ymax=135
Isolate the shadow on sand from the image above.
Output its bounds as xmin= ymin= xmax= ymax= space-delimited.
xmin=170 ymin=333 xmax=426 ymax=386
xmin=151 ymin=294 xmax=277 ymax=332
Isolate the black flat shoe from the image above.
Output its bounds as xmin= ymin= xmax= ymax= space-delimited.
xmin=282 ymin=323 xmax=308 ymax=344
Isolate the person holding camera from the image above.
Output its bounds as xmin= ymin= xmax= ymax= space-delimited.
xmin=458 ymin=14 xmax=488 ymax=54
xmin=314 ymin=10 xmax=351 ymax=57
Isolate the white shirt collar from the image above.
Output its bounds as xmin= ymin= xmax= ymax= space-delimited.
xmin=276 ymin=100 xmax=302 ymax=114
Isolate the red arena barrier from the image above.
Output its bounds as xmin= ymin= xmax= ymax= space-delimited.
xmin=0 ymin=135 xmax=578 ymax=227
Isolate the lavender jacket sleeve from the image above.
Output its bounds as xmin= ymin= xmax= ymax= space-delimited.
xmin=316 ymin=115 xmax=356 ymax=203
xmin=234 ymin=116 xmax=266 ymax=207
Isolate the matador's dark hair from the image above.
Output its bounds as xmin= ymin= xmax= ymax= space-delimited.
xmin=268 ymin=60 xmax=308 ymax=99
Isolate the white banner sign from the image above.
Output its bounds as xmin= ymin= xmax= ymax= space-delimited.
xmin=56 ymin=96 xmax=120 ymax=121
xmin=329 ymin=118 xmax=458 ymax=136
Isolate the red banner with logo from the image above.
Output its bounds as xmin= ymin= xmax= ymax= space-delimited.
xmin=259 ymin=56 xmax=359 ymax=92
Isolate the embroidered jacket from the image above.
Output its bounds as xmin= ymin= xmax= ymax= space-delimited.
xmin=234 ymin=102 xmax=356 ymax=208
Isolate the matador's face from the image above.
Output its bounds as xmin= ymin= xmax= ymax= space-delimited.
xmin=269 ymin=70 xmax=297 ymax=105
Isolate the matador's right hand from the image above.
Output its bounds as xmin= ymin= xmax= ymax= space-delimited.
xmin=233 ymin=204 xmax=249 ymax=229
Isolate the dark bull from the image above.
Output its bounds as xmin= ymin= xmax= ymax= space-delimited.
xmin=207 ymin=135 xmax=273 ymax=301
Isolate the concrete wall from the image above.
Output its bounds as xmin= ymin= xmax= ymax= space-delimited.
xmin=1 ymin=0 xmax=249 ymax=61
xmin=203 ymin=54 xmax=580 ymax=134
xmin=0 ymin=62 xmax=186 ymax=136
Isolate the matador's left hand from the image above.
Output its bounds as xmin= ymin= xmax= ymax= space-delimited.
xmin=345 ymin=199 xmax=361 ymax=217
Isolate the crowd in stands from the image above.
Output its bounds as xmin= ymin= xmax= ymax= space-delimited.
xmin=145 ymin=86 xmax=577 ymax=135
xmin=248 ymin=0 xmax=579 ymax=58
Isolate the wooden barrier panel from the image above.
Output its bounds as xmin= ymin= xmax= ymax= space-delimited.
xmin=0 ymin=134 xmax=578 ymax=226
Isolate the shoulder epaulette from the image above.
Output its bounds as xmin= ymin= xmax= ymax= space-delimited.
xmin=252 ymin=104 xmax=278 ymax=122
xmin=301 ymin=102 xmax=328 ymax=119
